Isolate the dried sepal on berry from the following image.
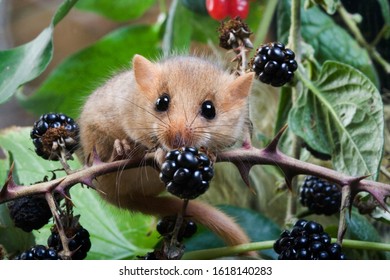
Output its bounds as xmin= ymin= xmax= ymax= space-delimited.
xmin=218 ymin=16 xmax=253 ymax=50
xmin=30 ymin=113 xmax=79 ymax=161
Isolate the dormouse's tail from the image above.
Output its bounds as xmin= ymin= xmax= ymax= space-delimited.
xmin=125 ymin=195 xmax=255 ymax=255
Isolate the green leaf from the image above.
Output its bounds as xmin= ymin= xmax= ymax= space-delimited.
xmin=0 ymin=0 xmax=78 ymax=105
xmin=62 ymin=187 xmax=159 ymax=260
xmin=277 ymin=0 xmax=379 ymax=86
xmin=0 ymin=127 xmax=78 ymax=185
xmin=377 ymin=0 xmax=390 ymax=26
xmin=0 ymin=126 xmax=159 ymax=259
xmin=345 ymin=209 xmax=387 ymax=259
xmin=347 ymin=209 xmax=382 ymax=242
xmin=18 ymin=24 xmax=161 ymax=118
xmin=180 ymin=0 xmax=208 ymax=15
xmin=184 ymin=205 xmax=281 ymax=259
xmin=33 ymin=185 xmax=160 ymax=260
xmin=75 ymin=0 xmax=156 ymax=21
xmin=289 ymin=61 xmax=384 ymax=179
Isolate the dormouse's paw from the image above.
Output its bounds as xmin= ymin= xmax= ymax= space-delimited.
xmin=110 ymin=139 xmax=135 ymax=161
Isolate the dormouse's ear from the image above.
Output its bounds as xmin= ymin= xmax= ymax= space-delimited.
xmin=133 ymin=54 xmax=160 ymax=94
xmin=228 ymin=72 xmax=254 ymax=101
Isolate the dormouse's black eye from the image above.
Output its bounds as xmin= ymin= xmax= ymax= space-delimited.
xmin=155 ymin=94 xmax=170 ymax=112
xmin=201 ymin=100 xmax=216 ymax=120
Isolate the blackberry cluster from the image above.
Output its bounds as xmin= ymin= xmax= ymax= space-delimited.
xmin=274 ymin=219 xmax=346 ymax=260
xmin=300 ymin=176 xmax=341 ymax=216
xmin=7 ymin=195 xmax=53 ymax=232
xmin=14 ymin=245 xmax=62 ymax=260
xmin=251 ymin=42 xmax=298 ymax=87
xmin=30 ymin=113 xmax=79 ymax=160
xmin=157 ymin=215 xmax=197 ymax=241
xmin=48 ymin=225 xmax=91 ymax=260
xmin=159 ymin=147 xmax=214 ymax=199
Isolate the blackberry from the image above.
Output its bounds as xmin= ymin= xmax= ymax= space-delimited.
xmin=14 ymin=245 xmax=62 ymax=260
xmin=30 ymin=113 xmax=79 ymax=160
xmin=300 ymin=176 xmax=341 ymax=216
xmin=250 ymin=42 xmax=298 ymax=87
xmin=273 ymin=219 xmax=346 ymax=260
xmin=160 ymin=147 xmax=214 ymax=199
xmin=156 ymin=215 xmax=197 ymax=241
xmin=48 ymin=225 xmax=91 ymax=260
xmin=7 ymin=195 xmax=53 ymax=232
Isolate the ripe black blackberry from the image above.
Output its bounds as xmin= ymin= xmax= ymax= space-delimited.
xmin=156 ymin=215 xmax=197 ymax=241
xmin=7 ymin=195 xmax=53 ymax=232
xmin=251 ymin=42 xmax=298 ymax=87
xmin=273 ymin=219 xmax=346 ymax=260
xmin=159 ymin=147 xmax=214 ymax=199
xmin=30 ymin=113 xmax=79 ymax=160
xmin=300 ymin=176 xmax=341 ymax=216
xmin=14 ymin=245 xmax=62 ymax=260
xmin=48 ymin=224 xmax=91 ymax=260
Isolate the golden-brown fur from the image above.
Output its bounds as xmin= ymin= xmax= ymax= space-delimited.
xmin=78 ymin=54 xmax=255 ymax=253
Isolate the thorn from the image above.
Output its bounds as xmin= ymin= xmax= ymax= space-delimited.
xmin=348 ymin=174 xmax=371 ymax=186
xmin=264 ymin=124 xmax=288 ymax=153
xmin=235 ymin=161 xmax=256 ymax=194
xmin=8 ymin=162 xmax=15 ymax=178
xmin=1 ymin=163 xmax=19 ymax=199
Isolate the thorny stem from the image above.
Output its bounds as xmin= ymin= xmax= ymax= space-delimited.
xmin=2 ymin=128 xmax=390 ymax=253
xmin=2 ymin=129 xmax=390 ymax=211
